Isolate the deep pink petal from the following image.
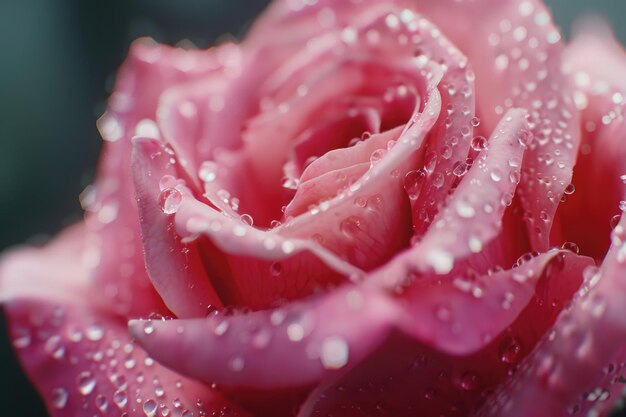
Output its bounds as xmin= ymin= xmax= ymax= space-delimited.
xmin=131 ymin=138 xmax=224 ymax=317
xmin=556 ymin=22 xmax=626 ymax=259
xmin=478 ymin=214 xmax=626 ymax=417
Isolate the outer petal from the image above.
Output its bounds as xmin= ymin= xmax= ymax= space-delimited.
xmin=478 ymin=214 xmax=626 ymax=417
xmin=0 ymin=228 xmax=250 ymax=417
xmin=132 ymin=138 xmax=224 ymax=317
xmin=129 ymin=250 xmax=591 ymax=398
xmin=557 ymin=22 xmax=626 ymax=259
xmin=87 ymin=39 xmax=239 ymax=317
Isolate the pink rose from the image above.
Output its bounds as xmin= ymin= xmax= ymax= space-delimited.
xmin=2 ymin=1 xmax=626 ymax=416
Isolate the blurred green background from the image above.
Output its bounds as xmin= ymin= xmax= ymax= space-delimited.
xmin=0 ymin=0 xmax=624 ymax=415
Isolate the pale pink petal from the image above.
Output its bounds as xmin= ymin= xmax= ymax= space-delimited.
xmin=131 ymin=138 xmax=224 ymax=317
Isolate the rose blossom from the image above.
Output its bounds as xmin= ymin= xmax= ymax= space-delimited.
xmin=2 ymin=0 xmax=626 ymax=416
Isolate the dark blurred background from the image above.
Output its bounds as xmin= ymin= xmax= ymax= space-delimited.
xmin=0 ymin=0 xmax=624 ymax=415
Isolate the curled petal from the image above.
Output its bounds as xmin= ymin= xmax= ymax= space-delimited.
xmin=132 ymin=138 xmax=224 ymax=317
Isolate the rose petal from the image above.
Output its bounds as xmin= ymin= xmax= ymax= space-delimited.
xmin=556 ymin=22 xmax=626 ymax=259
xmin=478 ymin=214 xmax=626 ymax=417
xmin=173 ymin=195 xmax=362 ymax=309
xmin=4 ymin=300 xmax=250 ymax=417
xmin=253 ymin=0 xmax=580 ymax=252
xmin=129 ymin=249 xmax=591 ymax=397
xmin=0 ymin=226 xmax=249 ymax=417
xmin=370 ymin=108 xmax=528 ymax=286
xmin=295 ymin=251 xmax=591 ymax=417
xmin=131 ymin=138 xmax=224 ymax=317
xmin=88 ymin=39 xmax=233 ymax=317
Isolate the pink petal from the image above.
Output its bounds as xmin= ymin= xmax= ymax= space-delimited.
xmin=129 ymin=249 xmax=591 ymax=400
xmin=173 ymin=195 xmax=362 ymax=309
xmin=296 ymin=251 xmax=591 ymax=417
xmin=0 ymin=225 xmax=90 ymax=304
xmin=131 ymin=137 xmax=224 ymax=317
xmin=88 ymin=39 xmax=234 ymax=317
xmin=252 ymin=0 xmax=581 ymax=252
xmin=370 ymin=109 xmax=528 ymax=286
xmin=0 ymin=224 xmax=250 ymax=417
xmin=478 ymin=214 xmax=626 ymax=417
xmin=4 ymin=299 xmax=251 ymax=417
xmin=556 ymin=22 xmax=626 ymax=259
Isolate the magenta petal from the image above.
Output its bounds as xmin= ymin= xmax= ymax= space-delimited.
xmin=131 ymin=137 xmax=224 ymax=317
xmin=479 ymin=215 xmax=626 ymax=417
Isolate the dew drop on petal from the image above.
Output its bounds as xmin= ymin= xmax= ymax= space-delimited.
xmin=51 ymin=388 xmax=68 ymax=410
xmin=159 ymin=188 xmax=183 ymax=214
xmin=76 ymin=371 xmax=96 ymax=396
xmin=499 ymin=336 xmax=523 ymax=364
xmin=113 ymin=389 xmax=128 ymax=408
xmin=198 ymin=161 xmax=218 ymax=182
xmin=143 ymin=399 xmax=158 ymax=417
xmin=320 ymin=336 xmax=349 ymax=370
xmin=561 ymin=241 xmax=579 ymax=254
xmin=85 ymin=324 xmax=105 ymax=342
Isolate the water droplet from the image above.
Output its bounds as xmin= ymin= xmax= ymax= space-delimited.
xmin=611 ymin=215 xmax=621 ymax=229
xmin=456 ymin=201 xmax=476 ymax=218
xmin=214 ymin=320 xmax=229 ymax=336
xmin=269 ymin=262 xmax=282 ymax=277
xmin=427 ymin=249 xmax=454 ymax=274
xmin=470 ymin=117 xmax=481 ymax=127
xmin=240 ymin=214 xmax=253 ymax=226
xmin=563 ymin=184 xmax=575 ymax=195
xmin=76 ymin=371 xmax=96 ymax=396
xmin=499 ymin=336 xmax=523 ymax=364
xmin=113 ymin=389 xmax=128 ymax=408
xmin=86 ymin=324 xmax=105 ymax=342
xmin=561 ymin=242 xmax=579 ymax=254
xmin=320 ymin=336 xmax=349 ymax=370
xmin=452 ymin=162 xmax=470 ymax=177
xmin=370 ymin=149 xmax=386 ymax=164
xmin=471 ymin=136 xmax=488 ymax=151
xmin=143 ymin=322 xmax=154 ymax=335
xmin=198 ymin=161 xmax=218 ymax=182
xmin=154 ymin=385 xmax=165 ymax=398
xmin=51 ymin=388 xmax=68 ymax=409
xmin=490 ymin=169 xmax=502 ymax=182
xmin=143 ymin=399 xmax=158 ymax=417
xmin=340 ymin=216 xmax=362 ymax=239
xmin=460 ymin=372 xmax=478 ymax=391
xmin=44 ymin=335 xmax=65 ymax=359
xmin=95 ymin=394 xmax=108 ymax=412
xmin=229 ymin=357 xmax=245 ymax=372
xmin=404 ymin=169 xmax=427 ymax=200
xmin=159 ymin=188 xmax=183 ymax=214
xmin=287 ymin=323 xmax=305 ymax=342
